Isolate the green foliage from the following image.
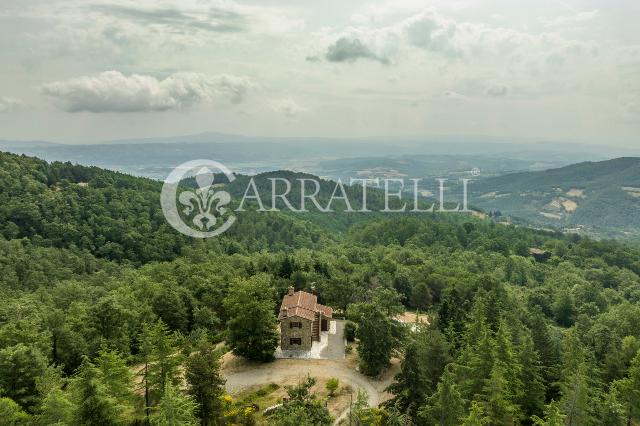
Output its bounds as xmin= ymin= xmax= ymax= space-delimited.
xmin=185 ymin=339 xmax=226 ymax=426
xmin=0 ymin=397 xmax=30 ymax=425
xmin=344 ymin=321 xmax=357 ymax=342
xmin=325 ymin=378 xmax=339 ymax=397
xmin=387 ymin=326 xmax=451 ymax=416
xmin=0 ymin=343 xmax=47 ymax=411
xmin=151 ymin=383 xmax=199 ymax=426
xmin=348 ymin=302 xmax=403 ymax=376
xmin=2 ymin=154 xmax=640 ymax=425
xmin=270 ymin=377 xmax=332 ymax=426
xmin=419 ymin=367 xmax=464 ymax=426
xmin=224 ymin=274 xmax=279 ymax=362
xmin=73 ymin=357 xmax=123 ymax=426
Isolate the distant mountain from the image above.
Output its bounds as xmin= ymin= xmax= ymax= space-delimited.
xmin=0 ymin=139 xmax=59 ymax=149
xmin=0 ymin=133 xmax=624 ymax=181
xmin=469 ymin=157 xmax=640 ymax=239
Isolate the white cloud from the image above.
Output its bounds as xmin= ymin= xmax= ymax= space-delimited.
xmin=41 ymin=71 xmax=253 ymax=112
xmin=316 ymin=8 xmax=599 ymax=68
xmin=325 ymin=37 xmax=390 ymax=64
xmin=0 ymin=97 xmax=25 ymax=113
xmin=270 ymin=98 xmax=305 ymax=118
xmin=540 ymin=10 xmax=598 ymax=27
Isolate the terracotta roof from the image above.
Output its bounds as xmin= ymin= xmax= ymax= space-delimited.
xmin=279 ymin=290 xmax=333 ymax=321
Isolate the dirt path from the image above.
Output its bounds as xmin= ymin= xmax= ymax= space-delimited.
xmin=222 ymin=358 xmax=398 ymax=425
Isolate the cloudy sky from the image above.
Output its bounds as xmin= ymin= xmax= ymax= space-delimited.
xmin=0 ymin=0 xmax=639 ymax=146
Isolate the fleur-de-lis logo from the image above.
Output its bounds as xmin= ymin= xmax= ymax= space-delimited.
xmin=179 ymin=167 xmax=232 ymax=231
xmin=161 ymin=160 xmax=236 ymax=238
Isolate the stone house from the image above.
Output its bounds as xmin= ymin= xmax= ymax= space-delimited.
xmin=278 ymin=287 xmax=333 ymax=351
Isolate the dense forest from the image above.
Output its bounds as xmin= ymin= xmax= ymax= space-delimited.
xmin=1 ymin=151 xmax=640 ymax=425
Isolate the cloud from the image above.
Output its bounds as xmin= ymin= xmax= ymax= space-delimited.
xmin=325 ymin=37 xmax=390 ymax=64
xmin=91 ymin=3 xmax=247 ymax=34
xmin=41 ymin=71 xmax=253 ymax=113
xmin=270 ymin=98 xmax=305 ymax=118
xmin=316 ymin=8 xmax=599 ymax=70
xmin=0 ymin=97 xmax=25 ymax=113
xmin=486 ymin=84 xmax=509 ymax=97
xmin=540 ymin=10 xmax=598 ymax=27
xmin=404 ymin=10 xmax=462 ymax=57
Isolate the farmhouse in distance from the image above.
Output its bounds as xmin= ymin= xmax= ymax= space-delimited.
xmin=278 ymin=287 xmax=333 ymax=351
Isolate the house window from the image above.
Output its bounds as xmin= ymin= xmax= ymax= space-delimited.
xmin=290 ymin=338 xmax=302 ymax=345
xmin=290 ymin=322 xmax=302 ymax=329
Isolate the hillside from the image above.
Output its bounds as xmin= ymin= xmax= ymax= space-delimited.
xmin=2 ymin=151 xmax=640 ymax=425
xmin=469 ymin=157 xmax=640 ymax=239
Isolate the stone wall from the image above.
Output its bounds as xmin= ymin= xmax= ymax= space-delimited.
xmin=280 ymin=316 xmax=313 ymax=350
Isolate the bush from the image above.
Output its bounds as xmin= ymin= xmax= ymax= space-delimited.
xmin=344 ymin=321 xmax=357 ymax=342
xmin=325 ymin=378 xmax=339 ymax=397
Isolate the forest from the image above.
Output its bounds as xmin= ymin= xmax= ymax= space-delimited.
xmin=1 ymin=151 xmax=640 ymax=425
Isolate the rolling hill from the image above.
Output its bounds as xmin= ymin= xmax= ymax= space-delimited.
xmin=469 ymin=157 xmax=640 ymax=239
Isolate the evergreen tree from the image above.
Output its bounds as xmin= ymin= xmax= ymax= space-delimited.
xmin=461 ymin=401 xmax=489 ymax=426
xmin=457 ymin=324 xmax=494 ymax=401
xmin=529 ymin=312 xmax=561 ymax=401
xmin=387 ymin=341 xmax=424 ymax=416
xmin=517 ymin=332 xmax=546 ymax=420
xmin=74 ymin=358 xmax=120 ymax=426
xmin=94 ymin=348 xmax=136 ymax=417
xmin=185 ymin=339 xmax=226 ymax=426
xmin=479 ymin=365 xmax=520 ymax=425
xmin=419 ymin=367 xmax=465 ymax=426
xmin=558 ymin=332 xmax=596 ymax=426
xmin=138 ymin=321 xmax=181 ymax=415
xmin=151 ymin=383 xmax=199 ymax=426
xmin=37 ymin=388 xmax=76 ymax=426
xmin=612 ymin=350 xmax=640 ymax=425
xmin=531 ymin=401 xmax=566 ymax=426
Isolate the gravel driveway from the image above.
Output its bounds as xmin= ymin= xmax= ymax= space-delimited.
xmin=223 ymin=357 xmax=396 ymax=425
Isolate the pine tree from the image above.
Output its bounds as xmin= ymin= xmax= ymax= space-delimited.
xmin=457 ymin=324 xmax=494 ymax=401
xmin=37 ymin=388 xmax=76 ymax=426
xmin=419 ymin=367 xmax=465 ymax=426
xmin=138 ymin=321 xmax=181 ymax=416
xmin=529 ymin=312 xmax=561 ymax=401
xmin=494 ymin=321 xmax=523 ymax=405
xmin=531 ymin=401 xmax=566 ymax=426
xmin=387 ymin=325 xmax=451 ymax=417
xmin=387 ymin=340 xmax=425 ymax=415
xmin=612 ymin=350 xmax=640 ymax=425
xmin=185 ymin=339 xmax=226 ymax=426
xmin=479 ymin=364 xmax=520 ymax=425
xmin=558 ymin=331 xmax=596 ymax=426
xmin=95 ymin=348 xmax=136 ymax=417
xmin=517 ymin=332 xmax=546 ymax=420
xmin=151 ymin=383 xmax=198 ymax=426
xmin=74 ymin=358 xmax=120 ymax=426
xmin=461 ymin=401 xmax=489 ymax=426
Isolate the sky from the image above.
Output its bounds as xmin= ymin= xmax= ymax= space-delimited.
xmin=0 ymin=0 xmax=639 ymax=147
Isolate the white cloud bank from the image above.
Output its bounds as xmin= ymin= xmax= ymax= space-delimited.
xmin=41 ymin=71 xmax=253 ymax=112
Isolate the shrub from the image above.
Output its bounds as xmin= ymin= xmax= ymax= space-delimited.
xmin=325 ymin=378 xmax=339 ymax=397
xmin=344 ymin=321 xmax=357 ymax=342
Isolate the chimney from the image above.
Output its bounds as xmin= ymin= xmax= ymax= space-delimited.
xmin=288 ymin=286 xmax=294 ymax=296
